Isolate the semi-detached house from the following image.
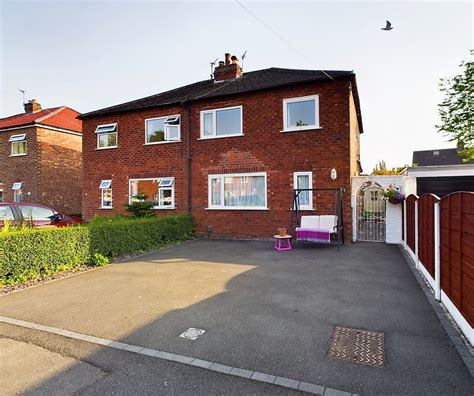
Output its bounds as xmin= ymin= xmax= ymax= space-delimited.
xmin=79 ymin=53 xmax=363 ymax=240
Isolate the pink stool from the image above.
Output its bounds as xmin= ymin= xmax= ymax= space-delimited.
xmin=274 ymin=235 xmax=292 ymax=251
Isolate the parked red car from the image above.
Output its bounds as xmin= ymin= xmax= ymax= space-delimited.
xmin=0 ymin=203 xmax=83 ymax=228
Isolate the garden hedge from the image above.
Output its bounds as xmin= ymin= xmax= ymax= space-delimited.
xmin=0 ymin=215 xmax=193 ymax=285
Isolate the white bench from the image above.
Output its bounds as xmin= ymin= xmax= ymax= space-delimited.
xmin=298 ymin=215 xmax=338 ymax=233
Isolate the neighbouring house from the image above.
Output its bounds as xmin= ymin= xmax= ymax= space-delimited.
xmin=407 ymin=147 xmax=474 ymax=197
xmin=0 ymin=99 xmax=82 ymax=214
xmin=79 ymin=53 xmax=363 ymax=240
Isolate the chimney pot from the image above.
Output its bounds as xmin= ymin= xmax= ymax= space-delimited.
xmin=225 ymin=53 xmax=231 ymax=65
xmin=218 ymin=60 xmax=225 ymax=66
xmin=24 ymin=99 xmax=42 ymax=114
xmin=231 ymin=55 xmax=239 ymax=64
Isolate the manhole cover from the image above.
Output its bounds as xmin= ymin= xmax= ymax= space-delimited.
xmin=179 ymin=328 xmax=206 ymax=340
xmin=328 ymin=326 xmax=385 ymax=367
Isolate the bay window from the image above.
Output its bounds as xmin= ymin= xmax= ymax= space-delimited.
xmin=208 ymin=173 xmax=267 ymax=210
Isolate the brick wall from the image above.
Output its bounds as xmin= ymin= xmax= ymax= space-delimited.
xmin=0 ymin=126 xmax=82 ymax=214
xmin=82 ymin=78 xmax=361 ymax=241
xmin=0 ymin=127 xmax=39 ymax=203
xmin=37 ymin=127 xmax=82 ymax=214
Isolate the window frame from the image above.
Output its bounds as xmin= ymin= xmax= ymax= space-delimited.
xmin=282 ymin=95 xmax=320 ymax=132
xmin=293 ymin=171 xmax=313 ymax=211
xmin=12 ymin=183 xmax=23 ymax=203
xmin=10 ymin=134 xmax=27 ymax=156
xmin=144 ymin=115 xmax=181 ymax=145
xmin=207 ymin=172 xmax=267 ymax=210
xmin=95 ymin=123 xmax=118 ymax=150
xmin=128 ymin=177 xmax=175 ymax=210
xmin=99 ymin=180 xmax=113 ymax=209
xmin=200 ymin=105 xmax=243 ymax=139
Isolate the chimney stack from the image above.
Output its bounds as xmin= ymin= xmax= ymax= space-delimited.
xmin=214 ymin=52 xmax=242 ymax=82
xmin=24 ymin=99 xmax=42 ymax=114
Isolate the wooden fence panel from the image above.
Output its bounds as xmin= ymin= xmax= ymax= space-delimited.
xmin=418 ymin=194 xmax=440 ymax=277
xmin=440 ymin=192 xmax=474 ymax=327
xmin=405 ymin=194 xmax=418 ymax=253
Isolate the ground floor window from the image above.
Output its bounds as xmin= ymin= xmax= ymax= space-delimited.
xmin=208 ymin=172 xmax=267 ymax=209
xmin=12 ymin=182 xmax=22 ymax=202
xmin=293 ymin=172 xmax=313 ymax=210
xmin=129 ymin=177 xmax=175 ymax=209
xmin=99 ymin=180 xmax=113 ymax=208
xmin=0 ymin=183 xmax=3 ymax=202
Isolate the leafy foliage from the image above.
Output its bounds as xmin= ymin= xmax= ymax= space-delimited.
xmin=436 ymin=52 xmax=474 ymax=161
xmin=0 ymin=215 xmax=194 ymax=285
xmin=371 ymin=160 xmax=408 ymax=175
xmin=125 ymin=192 xmax=155 ymax=218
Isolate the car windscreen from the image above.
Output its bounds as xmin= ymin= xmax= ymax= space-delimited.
xmin=0 ymin=206 xmax=15 ymax=221
xmin=18 ymin=205 xmax=56 ymax=221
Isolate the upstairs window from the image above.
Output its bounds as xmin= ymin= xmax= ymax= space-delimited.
xmin=145 ymin=115 xmax=181 ymax=144
xmin=96 ymin=123 xmax=118 ymax=149
xmin=200 ymin=106 xmax=242 ymax=139
xmin=129 ymin=177 xmax=175 ymax=209
xmin=12 ymin=182 xmax=22 ymax=202
xmin=10 ymin=134 xmax=27 ymax=156
xmin=99 ymin=180 xmax=112 ymax=208
xmin=283 ymin=95 xmax=319 ymax=131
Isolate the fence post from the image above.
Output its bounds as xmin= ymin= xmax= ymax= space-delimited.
xmin=352 ymin=194 xmax=357 ymax=242
xmin=415 ymin=200 xmax=419 ymax=269
xmin=434 ymin=201 xmax=441 ymax=301
xmin=403 ymin=201 xmax=407 ymax=250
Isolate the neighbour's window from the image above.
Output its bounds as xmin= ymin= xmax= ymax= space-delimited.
xmin=0 ymin=183 xmax=3 ymax=202
xmin=283 ymin=95 xmax=319 ymax=131
xmin=200 ymin=106 xmax=242 ymax=138
xmin=0 ymin=206 xmax=14 ymax=221
xmin=18 ymin=205 xmax=56 ymax=221
xmin=293 ymin=172 xmax=313 ymax=210
xmin=208 ymin=173 xmax=267 ymax=209
xmin=12 ymin=182 xmax=22 ymax=202
xmin=370 ymin=191 xmax=379 ymax=201
xmin=145 ymin=115 xmax=181 ymax=144
xmin=99 ymin=180 xmax=113 ymax=208
xmin=9 ymin=134 xmax=27 ymax=156
xmin=95 ymin=123 xmax=118 ymax=149
xmin=129 ymin=178 xmax=175 ymax=209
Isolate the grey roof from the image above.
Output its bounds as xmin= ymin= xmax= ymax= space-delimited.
xmin=412 ymin=148 xmax=470 ymax=166
xmin=79 ymin=68 xmax=361 ymax=130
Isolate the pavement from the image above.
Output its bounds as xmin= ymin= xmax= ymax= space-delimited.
xmin=0 ymin=239 xmax=472 ymax=394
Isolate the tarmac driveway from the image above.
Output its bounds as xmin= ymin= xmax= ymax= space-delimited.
xmin=0 ymin=240 xmax=472 ymax=394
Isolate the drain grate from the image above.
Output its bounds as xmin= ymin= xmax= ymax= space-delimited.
xmin=328 ymin=326 xmax=385 ymax=367
xmin=179 ymin=328 xmax=206 ymax=340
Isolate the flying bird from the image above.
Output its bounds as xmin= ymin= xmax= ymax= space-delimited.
xmin=381 ymin=20 xmax=393 ymax=31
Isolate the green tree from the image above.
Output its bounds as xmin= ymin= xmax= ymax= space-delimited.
xmin=125 ymin=191 xmax=155 ymax=218
xmin=371 ymin=160 xmax=408 ymax=175
xmin=436 ymin=52 xmax=474 ymax=161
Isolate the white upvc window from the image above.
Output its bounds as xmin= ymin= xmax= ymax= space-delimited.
xmin=293 ymin=172 xmax=313 ymax=210
xmin=208 ymin=172 xmax=267 ymax=210
xmin=283 ymin=95 xmax=320 ymax=132
xmin=129 ymin=177 xmax=175 ymax=209
xmin=0 ymin=183 xmax=3 ymax=202
xmin=145 ymin=115 xmax=181 ymax=144
xmin=12 ymin=182 xmax=23 ymax=202
xmin=99 ymin=180 xmax=113 ymax=208
xmin=96 ymin=123 xmax=118 ymax=149
xmin=200 ymin=105 xmax=243 ymax=139
xmin=10 ymin=134 xmax=27 ymax=156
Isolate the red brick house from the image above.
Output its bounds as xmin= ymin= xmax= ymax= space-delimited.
xmin=80 ymin=54 xmax=363 ymax=240
xmin=0 ymin=100 xmax=82 ymax=214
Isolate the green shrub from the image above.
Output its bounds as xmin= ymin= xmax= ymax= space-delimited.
xmin=0 ymin=215 xmax=194 ymax=285
xmin=0 ymin=226 xmax=90 ymax=285
xmin=89 ymin=214 xmax=194 ymax=257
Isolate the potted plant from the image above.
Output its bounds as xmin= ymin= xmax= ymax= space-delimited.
xmin=382 ymin=185 xmax=405 ymax=204
xmin=277 ymin=227 xmax=287 ymax=236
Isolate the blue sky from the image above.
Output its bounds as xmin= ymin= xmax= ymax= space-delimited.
xmin=1 ymin=0 xmax=472 ymax=172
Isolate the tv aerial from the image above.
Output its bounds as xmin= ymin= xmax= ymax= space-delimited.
xmin=241 ymin=50 xmax=247 ymax=71
xmin=19 ymin=89 xmax=26 ymax=104
xmin=210 ymin=58 xmax=218 ymax=78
